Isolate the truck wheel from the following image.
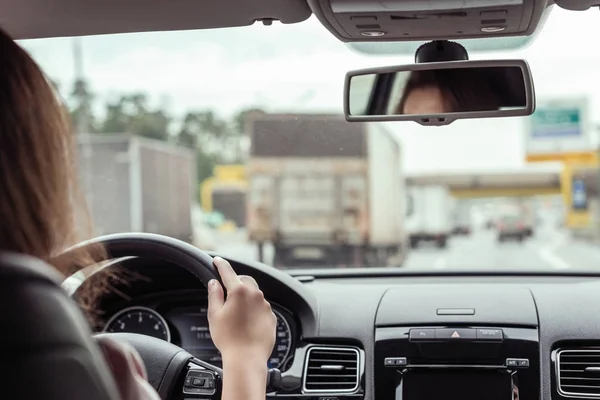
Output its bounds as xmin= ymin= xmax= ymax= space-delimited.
xmin=410 ymin=238 xmax=419 ymax=248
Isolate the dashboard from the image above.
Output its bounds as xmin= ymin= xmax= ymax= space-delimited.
xmin=77 ymin=257 xmax=600 ymax=400
xmin=102 ymin=295 xmax=296 ymax=370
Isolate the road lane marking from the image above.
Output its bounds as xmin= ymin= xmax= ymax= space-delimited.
xmin=550 ymin=232 xmax=568 ymax=250
xmin=434 ymin=257 xmax=447 ymax=269
xmin=539 ymin=246 xmax=570 ymax=269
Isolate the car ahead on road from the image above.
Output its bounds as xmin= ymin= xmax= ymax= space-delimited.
xmin=497 ymin=215 xmax=527 ymax=243
xmin=452 ymin=225 xmax=472 ymax=236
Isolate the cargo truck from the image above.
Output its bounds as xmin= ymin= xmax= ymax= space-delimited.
xmin=77 ymin=134 xmax=196 ymax=242
xmin=200 ymin=165 xmax=247 ymax=228
xmin=406 ymin=185 xmax=453 ymax=248
xmin=246 ymin=114 xmax=408 ymax=268
xmin=452 ymin=200 xmax=473 ymax=235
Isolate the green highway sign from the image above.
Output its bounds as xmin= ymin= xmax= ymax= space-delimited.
xmin=530 ymin=107 xmax=583 ymax=138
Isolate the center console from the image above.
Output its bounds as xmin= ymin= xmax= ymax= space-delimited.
xmin=375 ymin=326 xmax=539 ymax=400
xmin=374 ymin=286 xmax=540 ymax=400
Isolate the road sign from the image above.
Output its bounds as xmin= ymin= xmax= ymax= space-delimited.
xmin=525 ymin=97 xmax=592 ymax=162
xmin=531 ymin=108 xmax=582 ymax=137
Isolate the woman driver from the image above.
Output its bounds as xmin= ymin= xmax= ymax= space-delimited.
xmin=396 ymin=69 xmax=502 ymax=114
xmin=0 ymin=26 xmax=275 ymax=400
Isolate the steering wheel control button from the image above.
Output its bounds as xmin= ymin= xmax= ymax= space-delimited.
xmin=409 ymin=328 xmax=435 ymax=341
xmin=476 ymin=328 xmax=504 ymax=341
xmin=183 ymin=370 xmax=217 ymax=395
xmin=384 ymin=357 xmax=407 ymax=366
xmin=192 ymin=378 xmax=206 ymax=386
xmin=506 ymin=358 xmax=519 ymax=367
xmin=436 ymin=328 xmax=476 ymax=340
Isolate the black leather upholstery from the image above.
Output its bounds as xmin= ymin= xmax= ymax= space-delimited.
xmin=0 ymin=252 xmax=119 ymax=400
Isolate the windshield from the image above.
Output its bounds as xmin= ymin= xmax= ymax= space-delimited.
xmin=20 ymin=7 xmax=600 ymax=272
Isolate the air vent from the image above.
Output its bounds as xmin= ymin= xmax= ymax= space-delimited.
xmin=557 ymin=349 xmax=600 ymax=398
xmin=303 ymin=346 xmax=360 ymax=393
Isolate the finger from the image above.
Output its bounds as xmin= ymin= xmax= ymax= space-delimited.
xmin=239 ymin=275 xmax=259 ymax=289
xmin=213 ymin=257 xmax=242 ymax=290
xmin=207 ymin=279 xmax=224 ymax=317
xmin=96 ymin=337 xmax=141 ymax=398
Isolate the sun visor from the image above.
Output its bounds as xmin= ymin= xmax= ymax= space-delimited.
xmin=306 ymin=0 xmax=547 ymax=43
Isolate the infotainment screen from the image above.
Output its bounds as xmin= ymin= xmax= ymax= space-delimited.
xmin=401 ymin=370 xmax=515 ymax=400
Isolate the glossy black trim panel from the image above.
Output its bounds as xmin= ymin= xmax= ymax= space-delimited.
xmin=375 ymin=326 xmax=539 ymax=400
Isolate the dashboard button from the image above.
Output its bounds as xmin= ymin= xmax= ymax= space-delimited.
xmin=506 ymin=358 xmax=519 ymax=367
xmin=409 ymin=328 xmax=435 ymax=341
xmin=436 ymin=328 xmax=476 ymax=340
xmin=517 ymin=359 xmax=529 ymax=367
xmin=384 ymin=357 xmax=407 ymax=366
xmin=477 ymin=328 xmax=503 ymax=341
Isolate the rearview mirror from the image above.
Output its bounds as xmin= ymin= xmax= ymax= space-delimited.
xmin=344 ymin=60 xmax=535 ymax=126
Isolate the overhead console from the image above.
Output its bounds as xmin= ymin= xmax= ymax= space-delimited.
xmin=306 ymin=0 xmax=547 ymax=42
xmin=374 ymin=285 xmax=539 ymax=400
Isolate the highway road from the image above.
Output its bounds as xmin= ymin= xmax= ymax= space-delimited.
xmin=213 ymin=223 xmax=600 ymax=271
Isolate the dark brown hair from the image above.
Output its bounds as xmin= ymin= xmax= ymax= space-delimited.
xmin=0 ymin=27 xmax=107 ymax=321
xmin=396 ymin=69 xmax=502 ymax=114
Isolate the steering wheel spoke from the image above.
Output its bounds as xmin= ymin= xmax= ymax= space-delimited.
xmin=95 ymin=332 xmax=223 ymax=400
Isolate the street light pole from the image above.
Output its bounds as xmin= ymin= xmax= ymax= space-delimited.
xmin=73 ymin=38 xmax=94 ymax=208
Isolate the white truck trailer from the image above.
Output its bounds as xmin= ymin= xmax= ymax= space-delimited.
xmin=246 ymin=114 xmax=408 ymax=268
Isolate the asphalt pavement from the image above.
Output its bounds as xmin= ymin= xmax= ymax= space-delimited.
xmin=213 ymin=223 xmax=600 ymax=271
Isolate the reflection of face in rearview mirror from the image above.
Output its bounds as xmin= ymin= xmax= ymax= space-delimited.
xmin=345 ymin=61 xmax=534 ymax=125
xmin=402 ymin=84 xmax=448 ymax=115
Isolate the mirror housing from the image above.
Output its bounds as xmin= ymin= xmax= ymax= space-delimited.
xmin=344 ymin=59 xmax=535 ymax=126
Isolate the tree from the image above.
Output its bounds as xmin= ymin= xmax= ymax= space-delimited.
xmin=230 ymin=108 xmax=265 ymax=162
xmin=196 ymin=150 xmax=219 ymax=184
xmin=232 ymin=108 xmax=266 ymax=135
xmin=70 ymin=79 xmax=97 ymax=133
xmin=175 ymin=110 xmax=229 ymax=155
xmin=99 ymin=93 xmax=170 ymax=141
xmin=101 ymin=98 xmax=129 ymax=133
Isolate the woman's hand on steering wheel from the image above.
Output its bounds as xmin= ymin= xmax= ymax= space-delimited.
xmin=208 ymin=256 xmax=277 ymax=368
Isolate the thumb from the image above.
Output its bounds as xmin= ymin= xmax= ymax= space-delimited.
xmin=207 ymin=279 xmax=224 ymax=318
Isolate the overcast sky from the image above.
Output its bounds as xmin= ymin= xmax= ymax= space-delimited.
xmin=18 ymin=6 xmax=600 ymax=173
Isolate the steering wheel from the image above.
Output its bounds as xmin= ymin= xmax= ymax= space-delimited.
xmin=63 ymin=232 xmax=281 ymax=400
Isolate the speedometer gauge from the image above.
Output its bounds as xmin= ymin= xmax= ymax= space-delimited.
xmin=104 ymin=306 xmax=171 ymax=342
xmin=269 ymin=309 xmax=293 ymax=369
xmin=168 ymin=306 xmax=294 ymax=370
